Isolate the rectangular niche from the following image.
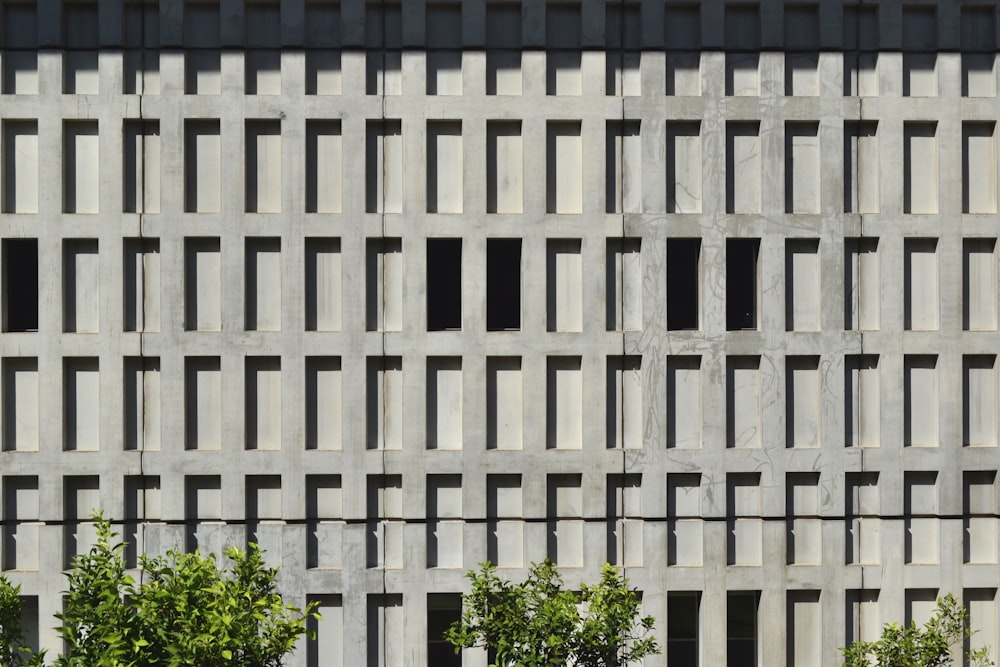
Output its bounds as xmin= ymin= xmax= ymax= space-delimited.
xmin=123 ymin=238 xmax=160 ymax=333
xmin=245 ymin=121 xmax=281 ymax=213
xmin=427 ymin=121 xmax=463 ymax=214
xmin=123 ymin=357 xmax=160 ymax=452
xmin=184 ymin=238 xmax=221 ymax=331
xmin=184 ymin=1 xmax=220 ymax=94
xmin=2 ymin=3 xmax=37 ymax=94
xmin=427 ymin=357 xmax=462 ymax=450
xmin=365 ymin=238 xmax=402 ymax=332
xmin=246 ymin=357 xmax=281 ymax=451
xmin=607 ymin=474 xmax=642 ymax=567
xmin=964 ymin=239 xmax=997 ymax=330
xmin=487 ymin=475 xmax=523 ymax=567
xmin=666 ymin=53 xmax=700 ymax=96
xmin=305 ymin=238 xmax=342 ymax=331
xmin=184 ymin=357 xmax=222 ymax=451
xmin=427 ymin=52 xmax=462 ymax=96
xmin=844 ymin=122 xmax=879 ymax=213
xmin=63 ymin=358 xmax=99 ymax=451
xmin=667 ymin=356 xmax=701 ymax=448
xmin=3 ymin=476 xmax=39 ymax=571
xmin=185 ymin=475 xmax=222 ymax=552
xmin=904 ymin=123 xmax=939 ymax=214
xmin=487 ymin=357 xmax=522 ymax=450
xmin=366 ymin=595 xmax=403 ymax=667
xmin=366 ymin=475 xmax=403 ymax=569
xmin=184 ymin=120 xmax=221 ymax=212
xmin=844 ymin=237 xmax=880 ymax=330
xmin=546 ymin=357 xmax=583 ymax=450
xmin=905 ymin=356 xmax=939 ymax=447
xmin=607 ymin=356 xmax=641 ymax=449
xmin=487 ymin=121 xmax=523 ymax=213
xmin=244 ymin=3 xmax=281 ymax=95
xmin=785 ymin=123 xmax=820 ymax=214
xmin=306 ymin=357 xmax=342 ymax=451
xmin=62 ymin=0 xmax=98 ymax=95
xmin=426 ymin=475 xmax=463 ymax=568
xmin=63 ymin=121 xmax=99 ymax=214
xmin=304 ymin=1 xmax=342 ymax=95
xmin=365 ymin=51 xmax=402 ymax=97
xmin=547 ymin=474 xmax=583 ymax=566
xmin=64 ymin=477 xmax=100 ymax=566
xmin=904 ymin=239 xmax=939 ymax=330
xmin=845 ymin=355 xmax=880 ymax=447
xmin=245 ymin=238 xmax=281 ymax=332
xmin=787 ymin=592 xmax=822 ymax=667
xmin=366 ymin=357 xmax=402 ymax=450
xmin=785 ymin=239 xmax=820 ymax=331
xmin=727 ymin=357 xmax=761 ymax=448
xmin=2 ymin=120 xmax=38 ymax=213
xmin=668 ymin=473 xmax=702 ymax=565
xmin=546 ymin=240 xmax=582 ymax=332
xmin=964 ymin=122 xmax=997 ymax=214
xmin=787 ymin=473 xmax=821 ymax=564
xmin=606 ymin=238 xmax=641 ymax=331
xmin=965 ymin=355 xmax=998 ymax=447
xmin=786 ymin=357 xmax=820 ymax=448
xmin=965 ymin=472 xmax=998 ymax=563
xmin=545 ymin=4 xmax=581 ymax=96
xmin=966 ymin=590 xmax=998 ymax=660
xmin=546 ymin=122 xmax=582 ymax=214
xmin=847 ymin=473 xmax=881 ymax=564
xmin=306 ymin=475 xmax=344 ymax=569
xmin=123 ymin=120 xmax=160 ymax=213
xmin=905 ymin=472 xmax=939 ymax=563
xmin=846 ymin=590 xmax=881 ymax=644
xmin=962 ymin=6 xmax=997 ymax=97
xmin=2 ymin=358 xmax=38 ymax=452
xmin=486 ymin=4 xmax=521 ymax=95
xmin=307 ymin=595 xmax=344 ymax=667
xmin=62 ymin=239 xmax=100 ymax=333
xmin=727 ymin=122 xmax=761 ymax=213
xmin=365 ymin=120 xmax=402 ymax=214
xmin=305 ymin=121 xmax=342 ymax=213
xmin=606 ymin=121 xmax=641 ymax=214
xmin=667 ymin=122 xmax=702 ymax=213
xmin=727 ymin=474 xmax=762 ymax=565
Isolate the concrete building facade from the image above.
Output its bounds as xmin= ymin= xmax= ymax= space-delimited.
xmin=0 ymin=0 xmax=999 ymax=665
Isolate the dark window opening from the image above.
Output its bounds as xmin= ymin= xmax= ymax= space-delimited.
xmin=667 ymin=591 xmax=700 ymax=665
xmin=487 ymin=239 xmax=521 ymax=331
xmin=427 ymin=594 xmax=462 ymax=667
xmin=667 ymin=239 xmax=700 ymax=330
xmin=727 ymin=591 xmax=759 ymax=667
xmin=726 ymin=239 xmax=759 ymax=330
xmin=427 ymin=239 xmax=462 ymax=330
xmin=3 ymin=239 xmax=38 ymax=332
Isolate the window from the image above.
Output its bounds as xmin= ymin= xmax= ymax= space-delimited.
xmin=726 ymin=239 xmax=759 ymax=330
xmin=427 ymin=594 xmax=462 ymax=666
xmin=667 ymin=591 xmax=700 ymax=664
xmin=487 ymin=239 xmax=521 ymax=330
xmin=727 ymin=591 xmax=759 ymax=667
xmin=427 ymin=239 xmax=462 ymax=330
xmin=3 ymin=239 xmax=38 ymax=332
xmin=667 ymin=239 xmax=700 ymax=329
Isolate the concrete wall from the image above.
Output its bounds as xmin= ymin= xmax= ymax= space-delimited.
xmin=0 ymin=1 xmax=999 ymax=665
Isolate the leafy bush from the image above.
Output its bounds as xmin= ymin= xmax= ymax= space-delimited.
xmin=444 ymin=560 xmax=658 ymax=667
xmin=47 ymin=516 xmax=318 ymax=667
xmin=0 ymin=576 xmax=44 ymax=666
xmin=841 ymin=594 xmax=993 ymax=667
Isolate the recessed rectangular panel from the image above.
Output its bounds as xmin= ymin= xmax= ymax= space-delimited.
xmin=728 ymin=358 xmax=761 ymax=448
xmin=786 ymin=123 xmax=819 ymax=213
xmin=668 ymin=122 xmax=702 ymax=213
xmin=487 ymin=358 xmax=522 ymax=450
xmin=246 ymin=238 xmax=281 ymax=331
xmin=246 ymin=357 xmax=281 ymax=450
xmin=185 ymin=120 xmax=221 ymax=212
xmin=844 ymin=122 xmax=879 ymax=213
xmin=2 ymin=359 xmax=37 ymax=452
xmin=606 ymin=239 xmax=641 ymax=331
xmin=727 ymin=123 xmax=760 ymax=213
xmin=965 ymin=239 xmax=998 ymax=330
xmin=306 ymin=121 xmax=342 ymax=213
xmin=366 ymin=357 xmax=402 ymax=450
xmin=123 ymin=357 xmax=160 ymax=452
xmin=246 ymin=121 xmax=281 ymax=213
xmin=365 ymin=121 xmax=402 ymax=213
xmin=964 ymin=122 xmax=997 ymax=213
xmin=606 ymin=121 xmax=641 ymax=214
xmin=427 ymin=358 xmax=462 ymax=450
xmin=786 ymin=240 xmax=820 ymax=331
xmin=547 ymin=358 xmax=582 ymax=449
xmin=905 ymin=123 xmax=939 ymax=214
xmin=3 ymin=121 xmax=37 ymax=213
xmin=787 ymin=357 xmax=820 ymax=448
xmin=123 ymin=120 xmax=160 ymax=213
xmin=905 ymin=356 xmax=939 ymax=447
xmin=965 ymin=356 xmax=997 ymax=447
xmin=547 ymin=122 xmax=582 ymax=214
xmin=64 ymin=359 xmax=99 ymax=451
xmin=427 ymin=121 xmax=462 ymax=213
xmin=306 ymin=357 xmax=342 ymax=451
xmin=546 ymin=240 xmax=582 ymax=332
xmin=63 ymin=239 xmax=99 ymax=333
xmin=607 ymin=356 xmax=641 ymax=449
xmin=668 ymin=357 xmax=701 ymax=448
xmin=905 ymin=239 xmax=939 ymax=330
xmin=487 ymin=121 xmax=522 ymax=213
xmin=184 ymin=238 xmax=221 ymax=331
xmin=63 ymin=122 xmax=98 ymax=214
xmin=185 ymin=358 xmax=222 ymax=451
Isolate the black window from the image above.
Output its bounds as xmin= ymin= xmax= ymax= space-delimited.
xmin=726 ymin=239 xmax=759 ymax=330
xmin=487 ymin=239 xmax=521 ymax=330
xmin=3 ymin=239 xmax=38 ymax=332
xmin=427 ymin=594 xmax=462 ymax=667
xmin=667 ymin=238 xmax=700 ymax=330
xmin=667 ymin=591 xmax=700 ymax=664
xmin=727 ymin=591 xmax=759 ymax=667
xmin=427 ymin=239 xmax=462 ymax=330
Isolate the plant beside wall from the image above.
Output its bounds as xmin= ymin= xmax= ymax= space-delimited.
xmin=841 ymin=593 xmax=993 ymax=667
xmin=0 ymin=516 xmax=318 ymax=667
xmin=444 ymin=560 xmax=658 ymax=667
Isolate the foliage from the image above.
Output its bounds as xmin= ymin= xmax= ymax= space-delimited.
xmin=52 ymin=515 xmax=319 ymax=667
xmin=0 ymin=576 xmax=44 ymax=666
xmin=444 ymin=560 xmax=659 ymax=667
xmin=841 ymin=594 xmax=994 ymax=667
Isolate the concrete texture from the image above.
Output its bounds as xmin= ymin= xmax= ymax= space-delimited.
xmin=0 ymin=1 xmax=998 ymax=665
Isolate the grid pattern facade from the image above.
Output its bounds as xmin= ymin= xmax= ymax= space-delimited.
xmin=1 ymin=0 xmax=1000 ymax=665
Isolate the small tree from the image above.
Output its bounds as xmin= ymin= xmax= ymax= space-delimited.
xmin=444 ymin=560 xmax=658 ymax=667
xmin=54 ymin=516 xmax=319 ymax=667
xmin=841 ymin=594 xmax=994 ymax=667
xmin=0 ymin=576 xmax=44 ymax=666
